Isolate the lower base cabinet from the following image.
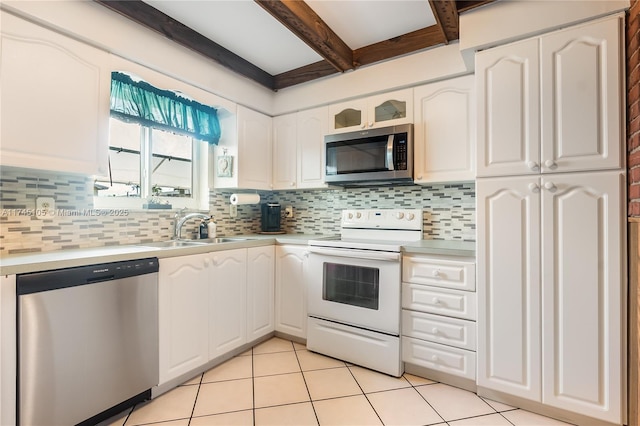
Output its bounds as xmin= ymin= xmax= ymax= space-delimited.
xmin=159 ymin=246 xmax=275 ymax=385
xmin=275 ymin=245 xmax=308 ymax=339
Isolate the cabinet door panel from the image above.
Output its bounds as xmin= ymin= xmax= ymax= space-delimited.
xmin=477 ymin=177 xmax=541 ymax=401
xmin=247 ymin=246 xmax=275 ymax=340
xmin=210 ymin=249 xmax=247 ymax=359
xmin=541 ymin=171 xmax=624 ymax=423
xmin=275 ymin=246 xmax=307 ymax=338
xmin=414 ymin=75 xmax=475 ymax=183
xmin=541 ymin=17 xmax=622 ymax=173
xmin=158 ymin=255 xmax=209 ymax=384
xmin=476 ymin=39 xmax=540 ymax=177
xmin=0 ymin=12 xmax=109 ymax=175
xmin=237 ymin=106 xmax=272 ymax=190
xmin=297 ymin=107 xmax=328 ymax=189
xmin=272 ymin=114 xmax=298 ymax=190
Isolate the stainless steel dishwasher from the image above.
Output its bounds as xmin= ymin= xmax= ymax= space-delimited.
xmin=17 ymin=257 xmax=159 ymax=426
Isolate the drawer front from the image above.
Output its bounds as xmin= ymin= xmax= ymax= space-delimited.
xmin=402 ymin=283 xmax=476 ymax=320
xmin=402 ymin=310 xmax=476 ymax=351
xmin=402 ymin=337 xmax=476 ymax=380
xmin=403 ymin=256 xmax=475 ymax=291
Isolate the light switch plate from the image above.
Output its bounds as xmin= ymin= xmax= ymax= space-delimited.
xmin=36 ymin=197 xmax=55 ymax=219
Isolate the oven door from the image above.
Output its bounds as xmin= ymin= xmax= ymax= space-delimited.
xmin=307 ymin=246 xmax=401 ymax=335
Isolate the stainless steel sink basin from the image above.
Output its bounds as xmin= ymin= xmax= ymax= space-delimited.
xmin=204 ymin=237 xmax=249 ymax=243
xmin=138 ymin=240 xmax=210 ymax=248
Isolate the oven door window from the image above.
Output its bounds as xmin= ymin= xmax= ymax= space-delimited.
xmin=322 ymin=262 xmax=379 ymax=310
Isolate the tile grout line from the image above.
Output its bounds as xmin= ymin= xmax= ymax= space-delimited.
xmin=187 ymin=372 xmax=203 ymax=425
xmin=404 ymin=378 xmax=447 ymax=425
xmin=343 ymin=363 xmax=386 ymax=425
xmin=251 ymin=346 xmax=256 ymax=426
xmin=292 ymin=341 xmax=322 ymax=426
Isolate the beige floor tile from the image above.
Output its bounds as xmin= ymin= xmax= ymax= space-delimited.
xmin=180 ymin=373 xmax=202 ymax=386
xmin=202 ymin=355 xmax=253 ymax=383
xmin=313 ymin=395 xmax=382 ymax=426
xmin=254 ymin=372 xmax=310 ymax=408
xmin=297 ymin=349 xmax=346 ymax=371
xmin=253 ymin=337 xmax=295 ymax=354
xmin=126 ymin=386 xmax=197 ymax=425
xmin=237 ymin=348 xmax=253 ymax=357
xmin=349 ymin=365 xmax=411 ymax=393
xmin=293 ymin=341 xmax=307 ymax=351
xmin=192 ymin=378 xmax=253 ymax=417
xmin=304 ymin=367 xmax=362 ymax=401
xmin=449 ymin=413 xmax=513 ymax=425
xmin=254 ymin=351 xmax=301 ymax=377
xmin=403 ymin=373 xmax=437 ymax=386
xmin=481 ymin=397 xmax=517 ymax=412
xmin=502 ymin=409 xmax=575 ymax=425
xmin=135 ymin=421 xmax=189 ymax=426
xmin=190 ymin=410 xmax=254 ymax=425
xmin=255 ymin=402 xmax=318 ymax=426
xmin=416 ymin=383 xmax=495 ymax=421
xmin=367 ymin=387 xmax=444 ymax=426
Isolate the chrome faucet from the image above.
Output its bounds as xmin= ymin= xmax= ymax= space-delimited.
xmin=174 ymin=212 xmax=210 ymax=240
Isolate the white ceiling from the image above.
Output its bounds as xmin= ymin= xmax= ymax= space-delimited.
xmin=143 ymin=0 xmax=437 ymax=75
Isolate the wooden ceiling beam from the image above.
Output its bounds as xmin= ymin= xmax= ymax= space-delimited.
xmin=274 ymin=61 xmax=339 ymax=90
xmin=354 ymin=26 xmax=446 ymax=68
xmin=255 ymin=0 xmax=354 ymax=72
xmin=429 ymin=0 xmax=459 ymax=43
xmin=94 ymin=0 xmax=275 ymax=90
xmin=456 ymin=0 xmax=497 ymax=14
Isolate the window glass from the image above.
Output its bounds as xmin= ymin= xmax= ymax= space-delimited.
xmin=95 ymin=118 xmax=142 ymax=197
xmin=150 ymin=129 xmax=193 ymax=197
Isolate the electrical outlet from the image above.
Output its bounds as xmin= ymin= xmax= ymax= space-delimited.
xmin=284 ymin=206 xmax=293 ymax=218
xmin=229 ymin=204 xmax=238 ymax=218
xmin=36 ymin=197 xmax=55 ymax=219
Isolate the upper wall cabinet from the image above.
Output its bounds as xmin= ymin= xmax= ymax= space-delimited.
xmin=272 ymin=107 xmax=328 ymax=190
xmin=476 ymin=14 xmax=623 ymax=178
xmin=413 ymin=75 xmax=476 ymax=184
xmin=328 ymin=89 xmax=413 ymax=134
xmin=0 ymin=11 xmax=110 ymax=175
xmin=214 ymin=105 xmax=272 ymax=190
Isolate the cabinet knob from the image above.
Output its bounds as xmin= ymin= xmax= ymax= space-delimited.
xmin=431 ymin=327 xmax=439 ymax=335
xmin=432 ymin=270 xmax=441 ymax=278
xmin=432 ymin=297 xmax=441 ymax=305
xmin=204 ymin=258 xmax=211 ymax=267
xmin=528 ymin=182 xmax=540 ymax=193
xmin=544 ymin=181 xmax=556 ymax=191
xmin=431 ymin=355 xmax=438 ymax=361
xmin=527 ymin=161 xmax=539 ymax=171
xmin=291 ymin=182 xmax=295 ymax=187
xmin=417 ymin=175 xmax=423 ymax=180
xmin=368 ymin=122 xmax=374 ymax=128
xmin=544 ymin=159 xmax=557 ymax=169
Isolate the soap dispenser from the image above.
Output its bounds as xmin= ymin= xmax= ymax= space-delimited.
xmin=199 ymin=220 xmax=208 ymax=239
xmin=207 ymin=216 xmax=217 ymax=239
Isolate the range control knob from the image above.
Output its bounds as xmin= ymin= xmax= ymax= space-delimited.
xmin=396 ymin=212 xmax=404 ymax=219
xmin=356 ymin=212 xmax=362 ymax=219
xmin=407 ymin=213 xmax=415 ymax=220
xmin=347 ymin=212 xmax=354 ymax=219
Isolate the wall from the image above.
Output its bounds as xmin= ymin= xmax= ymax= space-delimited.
xmin=0 ymin=167 xmax=475 ymax=256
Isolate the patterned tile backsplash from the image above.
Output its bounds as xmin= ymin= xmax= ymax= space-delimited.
xmin=0 ymin=168 xmax=475 ymax=256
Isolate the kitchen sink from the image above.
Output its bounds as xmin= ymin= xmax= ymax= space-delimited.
xmin=204 ymin=237 xmax=249 ymax=243
xmin=138 ymin=240 xmax=210 ymax=248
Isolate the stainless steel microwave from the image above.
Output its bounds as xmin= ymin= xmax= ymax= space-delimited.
xmin=324 ymin=124 xmax=413 ymax=185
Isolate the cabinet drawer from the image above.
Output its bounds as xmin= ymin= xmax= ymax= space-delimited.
xmin=403 ymin=256 xmax=475 ymax=291
xmin=402 ymin=283 xmax=476 ymax=320
xmin=402 ymin=310 xmax=476 ymax=351
xmin=402 ymin=337 xmax=476 ymax=380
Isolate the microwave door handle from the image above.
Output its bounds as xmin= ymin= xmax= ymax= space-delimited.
xmin=386 ymin=135 xmax=394 ymax=171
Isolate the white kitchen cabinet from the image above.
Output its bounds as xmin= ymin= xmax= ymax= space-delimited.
xmin=0 ymin=11 xmax=110 ymax=176
xmin=402 ymin=254 xmax=477 ymax=385
xmin=477 ymin=171 xmax=625 ymax=423
xmin=247 ymin=246 xmax=275 ymax=341
xmin=158 ymin=254 xmax=210 ymax=385
xmin=214 ymin=105 xmax=272 ymax=190
xmin=209 ymin=248 xmax=247 ymax=359
xmin=328 ymin=88 xmax=413 ymax=134
xmin=275 ymin=245 xmax=308 ymax=338
xmin=476 ymin=14 xmax=623 ymax=178
xmin=272 ymin=107 xmax=328 ymax=190
xmin=0 ymin=275 xmax=16 ymax=426
xmin=413 ymin=75 xmax=476 ymax=183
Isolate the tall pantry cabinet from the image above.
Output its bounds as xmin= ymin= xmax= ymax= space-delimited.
xmin=475 ymin=14 xmax=626 ymax=425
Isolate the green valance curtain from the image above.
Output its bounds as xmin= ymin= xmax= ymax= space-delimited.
xmin=110 ymin=71 xmax=221 ymax=145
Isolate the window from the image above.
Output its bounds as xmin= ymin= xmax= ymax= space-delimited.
xmin=94 ymin=72 xmax=220 ymax=210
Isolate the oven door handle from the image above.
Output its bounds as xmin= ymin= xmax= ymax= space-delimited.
xmin=308 ymin=246 xmax=401 ymax=262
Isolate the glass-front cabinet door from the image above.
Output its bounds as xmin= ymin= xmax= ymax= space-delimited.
xmin=328 ymin=89 xmax=413 ymax=134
